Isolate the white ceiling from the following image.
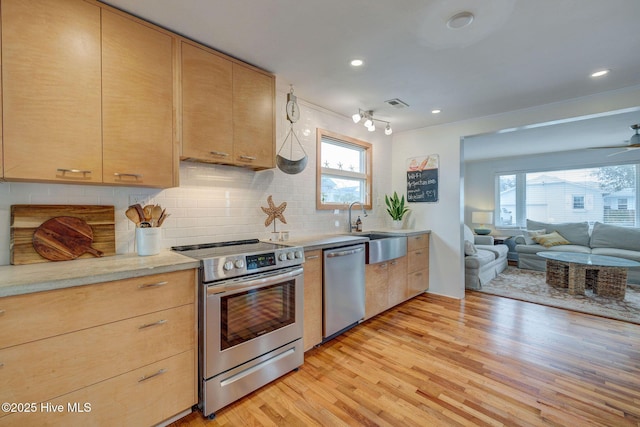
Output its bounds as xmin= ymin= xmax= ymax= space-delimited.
xmin=102 ymin=0 xmax=640 ymax=149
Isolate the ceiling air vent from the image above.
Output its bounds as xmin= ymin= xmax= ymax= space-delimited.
xmin=384 ymin=98 xmax=409 ymax=109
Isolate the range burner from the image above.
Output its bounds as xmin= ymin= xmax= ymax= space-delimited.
xmin=172 ymin=238 xmax=304 ymax=283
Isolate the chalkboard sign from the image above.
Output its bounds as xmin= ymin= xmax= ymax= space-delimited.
xmin=406 ymin=154 xmax=438 ymax=203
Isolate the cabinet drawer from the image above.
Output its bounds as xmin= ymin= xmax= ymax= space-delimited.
xmin=408 ymin=247 xmax=429 ymax=273
xmin=0 ymin=350 xmax=196 ymax=427
xmin=407 ymin=233 xmax=428 ymax=251
xmin=408 ymin=269 xmax=429 ymax=295
xmin=0 ymin=269 xmax=195 ymax=348
xmin=0 ymin=304 xmax=195 ymax=406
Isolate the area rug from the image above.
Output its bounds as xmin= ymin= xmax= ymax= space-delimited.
xmin=477 ymin=266 xmax=640 ymax=325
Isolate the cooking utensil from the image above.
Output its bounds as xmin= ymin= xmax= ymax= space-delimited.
xmin=131 ymin=204 xmax=145 ymax=224
xmin=157 ymin=209 xmax=170 ymax=227
xmin=125 ymin=206 xmax=141 ymax=226
xmin=33 ymin=216 xmax=103 ymax=261
xmin=143 ymin=205 xmax=154 ymax=222
xmin=151 ymin=205 xmax=163 ymax=227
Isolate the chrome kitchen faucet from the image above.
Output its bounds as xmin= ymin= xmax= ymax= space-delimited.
xmin=348 ymin=201 xmax=368 ymax=232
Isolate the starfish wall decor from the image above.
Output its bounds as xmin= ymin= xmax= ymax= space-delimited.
xmin=261 ymin=195 xmax=287 ymax=231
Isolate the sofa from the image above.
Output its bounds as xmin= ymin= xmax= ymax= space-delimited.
xmin=515 ymin=219 xmax=640 ymax=284
xmin=464 ymin=224 xmax=509 ymax=289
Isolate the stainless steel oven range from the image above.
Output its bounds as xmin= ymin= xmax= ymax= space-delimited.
xmin=172 ymin=239 xmax=305 ymax=419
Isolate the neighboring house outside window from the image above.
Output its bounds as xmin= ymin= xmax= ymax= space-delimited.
xmin=496 ymin=165 xmax=637 ymax=228
xmin=316 ymin=129 xmax=372 ymax=210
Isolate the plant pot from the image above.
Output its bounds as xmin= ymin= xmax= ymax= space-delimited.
xmin=391 ymin=220 xmax=403 ymax=230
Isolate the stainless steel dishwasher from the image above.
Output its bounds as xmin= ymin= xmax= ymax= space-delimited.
xmin=323 ymin=243 xmax=366 ymax=340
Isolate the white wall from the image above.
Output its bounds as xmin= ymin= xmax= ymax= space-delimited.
xmin=0 ymin=86 xmax=393 ymax=266
xmin=392 ymin=86 xmax=640 ymax=299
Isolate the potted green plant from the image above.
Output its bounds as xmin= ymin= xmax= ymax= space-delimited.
xmin=384 ymin=191 xmax=410 ymax=229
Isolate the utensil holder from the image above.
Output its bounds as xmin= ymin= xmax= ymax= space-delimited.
xmin=136 ymin=227 xmax=161 ymax=256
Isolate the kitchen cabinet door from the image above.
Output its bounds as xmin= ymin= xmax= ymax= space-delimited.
xmin=232 ymin=63 xmax=275 ymax=169
xmin=2 ymin=0 xmax=102 ymax=183
xmin=102 ymin=10 xmax=175 ymax=188
xmin=181 ymin=42 xmax=234 ymax=163
xmin=407 ymin=233 xmax=430 ymax=296
xmin=303 ymin=250 xmax=323 ymax=351
xmin=388 ymin=256 xmax=408 ymax=306
xmin=365 ymin=262 xmax=389 ymax=319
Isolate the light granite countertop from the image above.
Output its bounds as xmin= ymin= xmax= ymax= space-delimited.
xmin=0 ymin=251 xmax=201 ymax=298
xmin=285 ymin=229 xmax=430 ymax=251
xmin=1 ymin=229 xmax=431 ymax=298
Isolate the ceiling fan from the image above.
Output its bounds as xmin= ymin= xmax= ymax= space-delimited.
xmin=589 ymin=124 xmax=640 ymax=156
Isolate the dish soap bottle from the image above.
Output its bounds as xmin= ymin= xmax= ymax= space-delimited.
xmin=355 ymin=216 xmax=362 ymax=232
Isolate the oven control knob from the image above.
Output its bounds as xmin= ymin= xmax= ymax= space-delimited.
xmin=234 ymin=259 xmax=245 ymax=269
xmin=278 ymin=253 xmax=288 ymax=261
xmin=287 ymin=252 xmax=295 ymax=260
xmin=223 ymin=261 xmax=234 ymax=271
xmin=295 ymin=251 xmax=303 ymax=259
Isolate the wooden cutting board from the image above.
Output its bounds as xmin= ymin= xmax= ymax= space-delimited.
xmin=10 ymin=205 xmax=116 ymax=265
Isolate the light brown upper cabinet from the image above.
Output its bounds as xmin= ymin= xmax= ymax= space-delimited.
xmin=232 ymin=63 xmax=275 ymax=169
xmin=2 ymin=0 xmax=103 ymax=183
xmin=101 ymin=10 xmax=176 ymax=188
xmin=181 ymin=42 xmax=234 ymax=163
xmin=180 ymin=41 xmax=275 ymax=170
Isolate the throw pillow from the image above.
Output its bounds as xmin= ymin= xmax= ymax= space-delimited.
xmin=464 ymin=240 xmax=477 ymax=255
xmin=524 ymin=229 xmax=546 ymax=245
xmin=532 ymin=231 xmax=570 ymax=248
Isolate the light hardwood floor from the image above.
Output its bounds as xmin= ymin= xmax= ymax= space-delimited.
xmin=170 ymin=291 xmax=640 ymax=426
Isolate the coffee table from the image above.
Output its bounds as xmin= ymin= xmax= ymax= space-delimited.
xmin=537 ymin=251 xmax=640 ymax=299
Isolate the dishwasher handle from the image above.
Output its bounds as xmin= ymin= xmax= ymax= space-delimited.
xmin=326 ymin=246 xmax=364 ymax=258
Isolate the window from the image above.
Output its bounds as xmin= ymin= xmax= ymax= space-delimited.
xmin=497 ymin=174 xmax=516 ymax=226
xmin=618 ymin=198 xmax=628 ymax=210
xmin=316 ymin=129 xmax=372 ymax=210
xmin=496 ymin=164 xmax=637 ymax=227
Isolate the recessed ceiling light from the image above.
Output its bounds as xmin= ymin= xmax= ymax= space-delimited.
xmin=350 ymin=59 xmax=364 ymax=67
xmin=447 ymin=11 xmax=474 ymax=29
xmin=590 ymin=69 xmax=610 ymax=78
xmin=432 ymin=109 xmax=441 ymax=114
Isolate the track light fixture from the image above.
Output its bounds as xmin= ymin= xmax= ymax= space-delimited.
xmin=352 ymin=109 xmax=392 ymax=135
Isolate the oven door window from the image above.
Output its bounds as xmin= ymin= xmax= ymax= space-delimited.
xmin=220 ymin=279 xmax=295 ymax=350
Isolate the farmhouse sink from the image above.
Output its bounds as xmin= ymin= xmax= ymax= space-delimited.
xmin=362 ymin=233 xmax=407 ymax=264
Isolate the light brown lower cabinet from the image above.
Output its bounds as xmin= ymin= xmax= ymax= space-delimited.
xmin=0 ymin=269 xmax=197 ymax=426
xmin=388 ymin=257 xmax=408 ymax=307
xmin=365 ymin=233 xmax=430 ymax=319
xmin=407 ymin=233 xmax=430 ymax=296
xmin=365 ymin=255 xmax=408 ymax=319
xmin=303 ymin=250 xmax=323 ymax=351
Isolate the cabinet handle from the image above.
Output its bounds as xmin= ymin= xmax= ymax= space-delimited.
xmin=210 ymin=151 xmax=229 ymax=157
xmin=57 ymin=168 xmax=92 ymax=176
xmin=138 ymin=319 xmax=167 ymax=329
xmin=239 ymin=155 xmax=256 ymax=161
xmin=306 ymin=255 xmax=320 ymax=260
xmin=114 ymin=172 xmax=143 ymax=179
xmin=138 ymin=368 xmax=166 ymax=383
xmin=415 ymin=251 xmax=423 ymax=255
xmin=0 ymin=309 xmax=5 ymax=316
xmin=138 ymin=281 xmax=168 ymax=289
